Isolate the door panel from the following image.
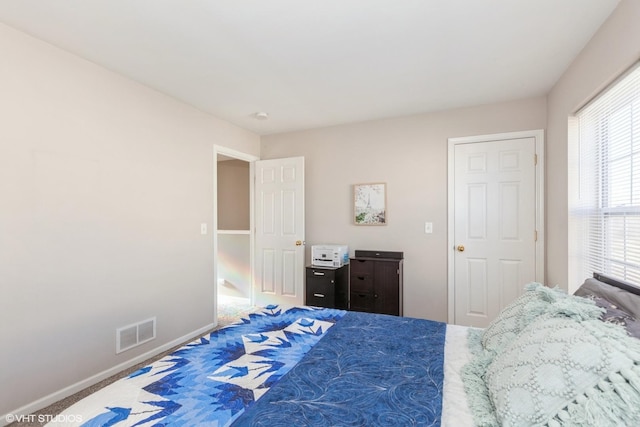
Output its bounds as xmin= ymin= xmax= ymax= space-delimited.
xmin=453 ymin=138 xmax=536 ymax=327
xmin=500 ymin=183 xmax=520 ymax=239
xmin=467 ymin=183 xmax=487 ymax=239
xmin=254 ymin=157 xmax=305 ymax=308
xmin=282 ymin=190 xmax=297 ymax=234
xmin=262 ymin=191 xmax=276 ymax=234
xmin=282 ymin=250 xmax=297 ymax=296
xmin=261 ymin=249 xmax=276 ymax=293
xmin=373 ymin=261 xmax=400 ymax=315
xmin=500 ymin=259 xmax=522 ymax=307
xmin=466 ymin=258 xmax=488 ymax=317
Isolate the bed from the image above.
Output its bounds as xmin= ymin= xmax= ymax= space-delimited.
xmin=49 ymin=274 xmax=640 ymax=427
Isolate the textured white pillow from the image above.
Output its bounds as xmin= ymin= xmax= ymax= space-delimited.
xmin=481 ymin=283 xmax=563 ymax=352
xmin=485 ymin=316 xmax=640 ymax=427
xmin=481 ymin=283 xmax=604 ymax=354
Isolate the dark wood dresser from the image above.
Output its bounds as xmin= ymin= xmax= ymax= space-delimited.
xmin=349 ymin=250 xmax=403 ymax=316
xmin=305 ymin=264 xmax=348 ymax=309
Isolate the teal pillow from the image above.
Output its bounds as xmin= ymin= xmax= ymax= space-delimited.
xmin=485 ymin=316 xmax=640 ymax=427
xmin=481 ymin=283 xmax=566 ymax=353
xmin=463 ymin=284 xmax=606 ymax=426
xmin=481 ymin=283 xmax=603 ymax=353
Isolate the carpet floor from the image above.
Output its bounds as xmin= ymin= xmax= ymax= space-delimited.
xmin=9 ymin=299 xmax=257 ymax=427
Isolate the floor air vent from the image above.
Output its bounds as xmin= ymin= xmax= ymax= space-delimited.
xmin=116 ymin=317 xmax=156 ymax=354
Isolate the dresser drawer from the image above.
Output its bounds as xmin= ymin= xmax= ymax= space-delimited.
xmin=306 ymin=288 xmax=334 ymax=307
xmin=350 ymin=273 xmax=374 ymax=293
xmin=305 ymin=266 xmax=340 ymax=308
xmin=349 ymin=258 xmax=374 ymax=275
xmin=350 ymin=291 xmax=375 ymax=313
xmin=306 ymin=278 xmax=335 ymax=307
xmin=306 ymin=267 xmax=336 ymax=281
xmin=306 ymin=276 xmax=336 ymax=295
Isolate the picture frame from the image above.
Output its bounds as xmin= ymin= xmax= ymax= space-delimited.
xmin=353 ymin=182 xmax=387 ymax=225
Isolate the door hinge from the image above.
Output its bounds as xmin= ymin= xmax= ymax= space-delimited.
xmin=535 ymin=230 xmax=538 ymax=242
xmin=534 ymin=154 xmax=538 ymax=166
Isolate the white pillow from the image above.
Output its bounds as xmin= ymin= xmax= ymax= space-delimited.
xmin=486 ymin=316 xmax=640 ymax=426
xmin=481 ymin=283 xmax=569 ymax=353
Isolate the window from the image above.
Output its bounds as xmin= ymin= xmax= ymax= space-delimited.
xmin=570 ymin=63 xmax=640 ymax=286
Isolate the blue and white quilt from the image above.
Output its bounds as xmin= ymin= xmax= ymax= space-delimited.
xmin=52 ymin=306 xmax=447 ymax=427
xmin=233 ymin=311 xmax=447 ymax=426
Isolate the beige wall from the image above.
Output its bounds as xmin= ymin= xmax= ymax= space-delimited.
xmin=0 ymin=23 xmax=259 ymax=416
xmin=546 ymin=0 xmax=640 ymax=289
xmin=262 ymin=96 xmax=547 ymax=321
xmin=217 ymin=160 xmax=250 ymax=230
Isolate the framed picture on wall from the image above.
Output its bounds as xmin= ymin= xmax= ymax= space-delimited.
xmin=354 ymin=182 xmax=387 ymax=225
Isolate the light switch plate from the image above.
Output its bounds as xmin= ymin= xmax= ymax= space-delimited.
xmin=201 ymin=223 xmax=207 ymax=235
xmin=424 ymin=222 xmax=433 ymax=234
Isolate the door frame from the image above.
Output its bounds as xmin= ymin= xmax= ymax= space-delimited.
xmin=446 ymin=129 xmax=545 ymax=324
xmin=213 ymin=145 xmax=259 ymax=323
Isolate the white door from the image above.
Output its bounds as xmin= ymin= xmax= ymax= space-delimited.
xmin=254 ymin=157 xmax=305 ymax=308
xmin=449 ymin=132 xmax=543 ymax=327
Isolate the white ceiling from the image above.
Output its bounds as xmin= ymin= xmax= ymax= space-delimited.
xmin=0 ymin=0 xmax=620 ymax=135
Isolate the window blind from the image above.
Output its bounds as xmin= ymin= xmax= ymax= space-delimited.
xmin=572 ymin=63 xmax=640 ymax=284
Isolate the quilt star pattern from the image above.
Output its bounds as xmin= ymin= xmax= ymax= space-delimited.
xmin=51 ymin=305 xmax=346 ymax=427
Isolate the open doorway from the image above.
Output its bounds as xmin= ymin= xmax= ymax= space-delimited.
xmin=213 ymin=146 xmax=258 ymax=325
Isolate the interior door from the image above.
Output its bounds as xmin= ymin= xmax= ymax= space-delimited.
xmin=452 ymin=137 xmax=537 ymax=327
xmin=254 ymin=157 xmax=305 ymax=308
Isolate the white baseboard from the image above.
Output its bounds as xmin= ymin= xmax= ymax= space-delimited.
xmin=1 ymin=322 xmax=216 ymax=427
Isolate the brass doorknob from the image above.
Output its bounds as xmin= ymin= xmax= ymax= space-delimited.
xmin=457 ymin=245 xmax=465 ymax=252
xmin=296 ymin=240 xmax=304 ymax=246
